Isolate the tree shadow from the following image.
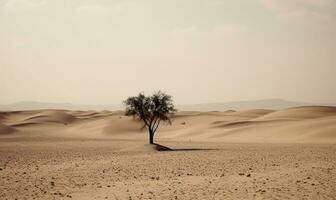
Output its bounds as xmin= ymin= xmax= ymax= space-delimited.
xmin=154 ymin=143 xmax=217 ymax=152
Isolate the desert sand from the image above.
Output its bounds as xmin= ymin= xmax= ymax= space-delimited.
xmin=0 ymin=106 xmax=336 ymax=199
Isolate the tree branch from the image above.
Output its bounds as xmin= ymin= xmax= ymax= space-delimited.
xmin=153 ymin=119 xmax=161 ymax=134
xmin=150 ymin=117 xmax=157 ymax=129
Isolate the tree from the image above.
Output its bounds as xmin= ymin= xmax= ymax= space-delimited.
xmin=124 ymin=91 xmax=176 ymax=144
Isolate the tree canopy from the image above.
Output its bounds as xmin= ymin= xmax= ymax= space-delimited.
xmin=124 ymin=91 xmax=176 ymax=144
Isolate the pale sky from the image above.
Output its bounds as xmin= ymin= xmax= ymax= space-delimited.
xmin=0 ymin=0 xmax=335 ymax=105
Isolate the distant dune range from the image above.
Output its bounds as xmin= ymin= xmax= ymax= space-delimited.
xmin=1 ymin=99 xmax=334 ymax=111
xmin=0 ymin=105 xmax=335 ymax=143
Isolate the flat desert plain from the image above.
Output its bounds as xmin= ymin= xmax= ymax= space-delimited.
xmin=0 ymin=106 xmax=336 ymax=199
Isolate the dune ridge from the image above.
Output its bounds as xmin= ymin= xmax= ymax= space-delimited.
xmin=0 ymin=106 xmax=335 ymax=143
xmin=22 ymin=110 xmax=77 ymax=124
xmin=0 ymin=122 xmax=15 ymax=134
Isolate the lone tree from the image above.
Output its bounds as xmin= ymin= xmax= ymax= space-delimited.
xmin=124 ymin=91 xmax=176 ymax=144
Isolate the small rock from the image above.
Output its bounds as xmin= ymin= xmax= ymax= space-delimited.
xmin=238 ymin=173 xmax=245 ymax=176
xmin=246 ymin=173 xmax=251 ymax=177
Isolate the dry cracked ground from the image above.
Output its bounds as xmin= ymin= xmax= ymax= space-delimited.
xmin=0 ymin=138 xmax=335 ymax=200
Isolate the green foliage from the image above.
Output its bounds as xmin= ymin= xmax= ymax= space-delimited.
xmin=124 ymin=91 xmax=176 ymax=143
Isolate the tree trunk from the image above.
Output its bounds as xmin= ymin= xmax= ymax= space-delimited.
xmin=149 ymin=129 xmax=154 ymax=144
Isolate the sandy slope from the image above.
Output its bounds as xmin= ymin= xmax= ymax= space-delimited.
xmin=0 ymin=123 xmax=15 ymax=135
xmin=0 ymin=106 xmax=335 ymax=143
xmin=0 ymin=106 xmax=335 ymax=199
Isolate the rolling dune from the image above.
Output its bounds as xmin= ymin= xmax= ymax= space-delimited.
xmin=255 ymin=106 xmax=336 ymax=121
xmin=22 ymin=110 xmax=77 ymax=124
xmin=0 ymin=106 xmax=336 ymax=200
xmin=0 ymin=106 xmax=335 ymax=143
xmin=0 ymin=122 xmax=15 ymax=135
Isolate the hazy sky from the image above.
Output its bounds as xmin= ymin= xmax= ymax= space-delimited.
xmin=0 ymin=0 xmax=335 ymax=105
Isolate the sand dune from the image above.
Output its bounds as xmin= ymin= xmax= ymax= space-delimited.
xmin=22 ymin=110 xmax=77 ymax=124
xmin=1 ymin=106 xmax=336 ymax=199
xmin=0 ymin=122 xmax=15 ymax=134
xmin=0 ymin=106 xmax=335 ymax=143
xmin=158 ymin=106 xmax=336 ymax=143
xmin=255 ymin=106 xmax=336 ymax=121
xmin=0 ymin=99 xmax=320 ymax=111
